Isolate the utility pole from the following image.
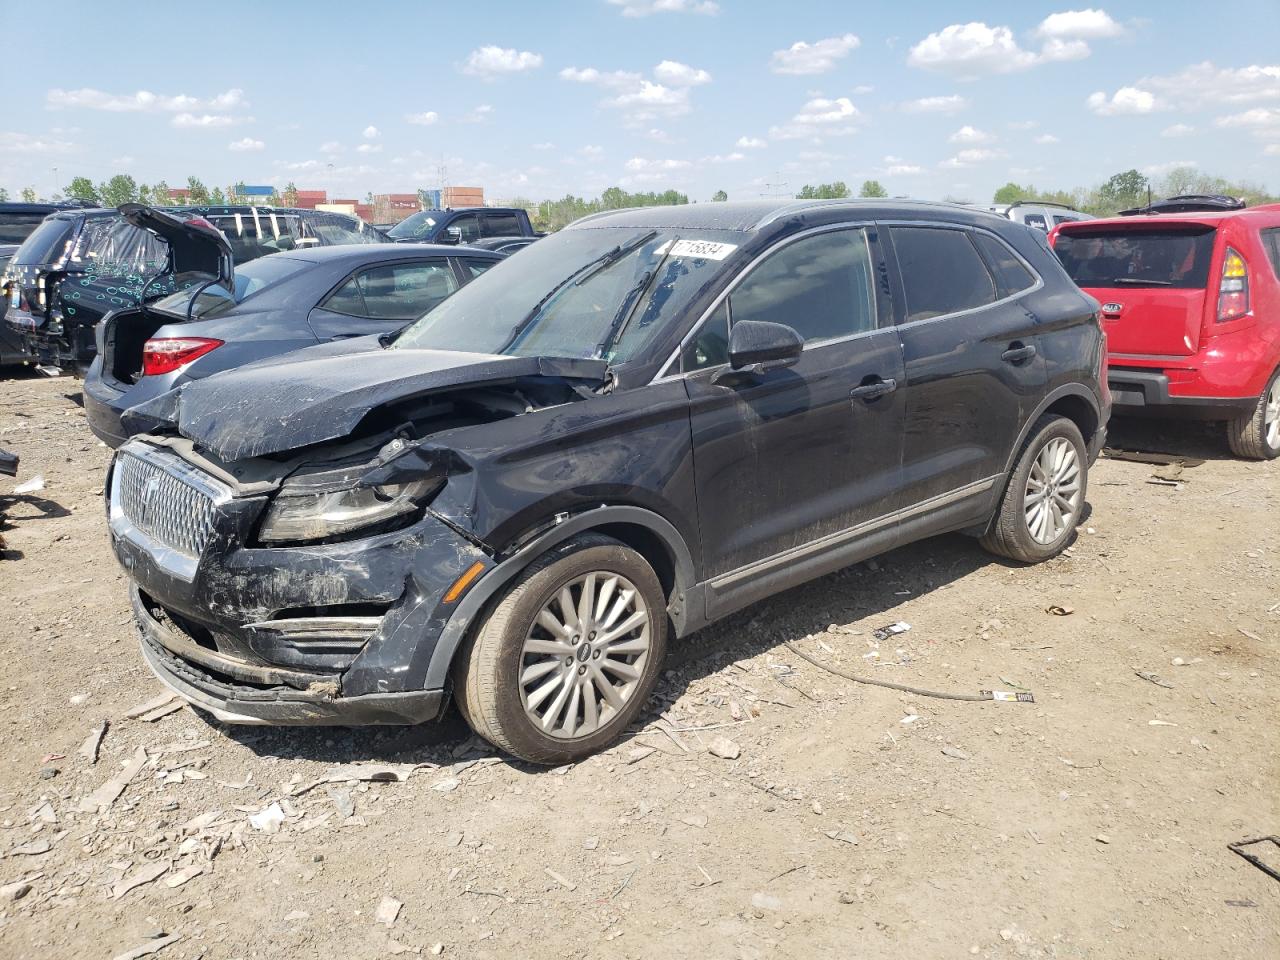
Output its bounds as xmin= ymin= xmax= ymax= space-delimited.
xmin=761 ymin=169 xmax=790 ymax=200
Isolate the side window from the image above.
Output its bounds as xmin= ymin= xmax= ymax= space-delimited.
xmin=0 ymin=213 xmax=48 ymax=245
xmin=461 ymin=258 xmax=496 ymax=280
xmin=322 ymin=261 xmax=459 ymax=320
xmin=1023 ymin=213 xmax=1048 ymax=231
xmin=972 ymin=232 xmax=1037 ymax=298
xmin=728 ymin=229 xmax=877 ymax=344
xmin=482 ymin=212 xmax=522 ymax=237
xmin=449 ymin=214 xmax=481 ymax=242
xmin=1260 ymin=228 xmax=1280 ymax=280
xmin=681 ymin=302 xmax=730 ymax=372
xmin=891 ymin=227 xmax=998 ymax=322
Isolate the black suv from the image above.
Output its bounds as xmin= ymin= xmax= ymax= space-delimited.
xmin=3 ymin=205 xmax=388 ymax=375
xmin=107 ymin=200 xmax=1109 ymax=763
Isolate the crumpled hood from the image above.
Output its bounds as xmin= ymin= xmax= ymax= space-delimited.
xmin=122 ymin=336 xmax=607 ymax=461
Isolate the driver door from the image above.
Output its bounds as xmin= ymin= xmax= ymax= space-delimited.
xmin=682 ymin=226 xmax=906 ymax=614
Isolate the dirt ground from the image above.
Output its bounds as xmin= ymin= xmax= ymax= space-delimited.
xmin=0 ymin=371 xmax=1276 ymax=960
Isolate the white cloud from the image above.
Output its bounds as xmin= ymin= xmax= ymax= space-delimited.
xmin=908 ymin=23 xmax=1038 ymax=77
xmin=1035 ymin=9 xmax=1124 ymax=39
xmin=1161 ymin=123 xmax=1195 ymax=137
xmin=356 ymin=143 xmax=382 ymax=154
xmin=1266 ymin=143 xmax=1280 ymax=156
xmin=581 ymin=144 xmax=605 ymax=156
xmin=621 ymin=155 xmax=694 ymax=186
xmin=111 ymin=155 xmax=134 ymax=166
xmin=853 ymin=84 xmax=874 ymax=95
xmin=646 ymin=128 xmax=673 ymax=142
xmin=701 ymin=152 xmax=746 ymax=163
xmin=1213 ymin=107 xmax=1280 ymax=129
xmin=319 ymin=140 xmax=342 ymax=154
xmin=1034 ymin=133 xmax=1060 ymax=144
xmin=1087 ymin=86 xmax=1160 ymax=115
xmin=940 ymin=148 xmax=1002 ymax=168
xmin=0 ymin=131 xmax=76 ymax=154
xmin=608 ymin=0 xmax=719 ymax=16
xmin=887 ymin=164 xmax=924 ymax=176
xmin=228 ymin=137 xmax=264 ymax=152
xmin=909 ymin=18 xmax=1120 ymax=78
xmin=769 ymin=34 xmax=861 ymax=75
xmin=172 ymin=113 xmax=239 ymax=128
xmin=563 ymin=63 xmax=704 ymax=122
xmin=462 ymin=45 xmax=543 ymax=78
xmin=465 ymin=104 xmax=495 ymax=123
xmin=405 ymin=112 xmax=439 ymax=126
xmin=1140 ymin=62 xmax=1280 ymax=108
xmin=736 ymin=136 xmax=767 ymax=148
xmin=1008 ymin=119 xmax=1038 ymax=130
xmin=46 ymin=87 xmax=244 ymax=113
xmin=1142 ymin=160 xmax=1197 ymax=176
xmin=363 ymin=125 xmax=379 ymax=139
xmin=949 ymin=125 xmax=992 ymax=143
xmin=769 ymin=96 xmax=861 ymax=141
xmin=902 ymin=94 xmax=969 ymax=113
xmin=532 ymin=141 xmax=556 ymax=150
xmin=653 ymin=60 xmax=711 ymax=86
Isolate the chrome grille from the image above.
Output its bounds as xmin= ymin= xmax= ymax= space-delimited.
xmin=113 ymin=449 xmax=221 ymax=560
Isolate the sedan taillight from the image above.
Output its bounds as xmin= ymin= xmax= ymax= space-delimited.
xmin=1217 ymin=247 xmax=1250 ymax=322
xmin=141 ymin=337 xmax=223 ymax=376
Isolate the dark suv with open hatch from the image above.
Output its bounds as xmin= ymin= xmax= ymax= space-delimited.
xmin=107 ymin=200 xmax=1108 ymax=763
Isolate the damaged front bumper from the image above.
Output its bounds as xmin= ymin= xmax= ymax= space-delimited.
xmin=109 ymin=440 xmax=493 ymax=724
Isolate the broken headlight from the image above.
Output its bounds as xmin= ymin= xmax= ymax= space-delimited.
xmin=258 ymin=477 xmax=443 ymax=544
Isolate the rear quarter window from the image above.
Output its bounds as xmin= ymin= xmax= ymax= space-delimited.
xmin=1055 ymin=227 xmax=1216 ymax=289
xmin=1261 ymin=228 xmax=1280 ymax=280
xmin=13 ymin=218 xmax=77 ymax=265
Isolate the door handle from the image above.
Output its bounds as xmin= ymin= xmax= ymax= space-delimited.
xmin=850 ymin=378 xmax=897 ymax=401
xmin=1001 ymin=343 xmax=1037 ymax=364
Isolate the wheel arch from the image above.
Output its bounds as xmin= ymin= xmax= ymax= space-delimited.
xmin=1002 ymin=384 xmax=1102 ymax=478
xmin=422 ymin=505 xmax=696 ymax=690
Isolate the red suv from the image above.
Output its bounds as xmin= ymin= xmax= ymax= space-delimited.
xmin=1052 ymin=196 xmax=1280 ymax=459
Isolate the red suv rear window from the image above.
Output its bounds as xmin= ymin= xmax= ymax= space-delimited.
xmin=1056 ymin=226 xmax=1216 ymax=289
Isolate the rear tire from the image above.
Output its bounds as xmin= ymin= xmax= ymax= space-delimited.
xmin=1226 ymin=369 xmax=1280 ymax=460
xmin=980 ymin=415 xmax=1087 ymax=564
xmin=452 ymin=534 xmax=667 ymax=765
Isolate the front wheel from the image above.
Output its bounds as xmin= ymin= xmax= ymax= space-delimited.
xmin=453 ymin=534 xmax=668 ymax=764
xmin=1226 ymin=369 xmax=1280 ymax=460
xmin=980 ymin=415 xmax=1088 ymax=564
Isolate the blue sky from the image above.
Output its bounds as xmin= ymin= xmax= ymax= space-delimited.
xmin=2 ymin=0 xmax=1278 ymax=204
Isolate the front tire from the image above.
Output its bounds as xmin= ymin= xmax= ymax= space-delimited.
xmin=452 ymin=534 xmax=668 ymax=764
xmin=980 ymin=415 xmax=1087 ymax=564
xmin=1226 ymin=369 xmax=1280 ymax=460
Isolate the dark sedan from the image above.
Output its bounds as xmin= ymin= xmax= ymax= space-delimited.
xmin=84 ymin=242 xmax=503 ymax=447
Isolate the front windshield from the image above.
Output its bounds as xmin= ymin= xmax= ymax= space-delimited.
xmin=151 ymin=255 xmax=310 ymax=320
xmin=392 ymin=227 xmax=740 ymax=364
xmin=387 ymin=211 xmax=439 ymax=240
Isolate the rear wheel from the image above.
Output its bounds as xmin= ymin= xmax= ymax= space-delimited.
xmin=1226 ymin=369 xmax=1280 ymax=460
xmin=453 ymin=534 xmax=667 ymax=764
xmin=980 ymin=415 xmax=1087 ymax=564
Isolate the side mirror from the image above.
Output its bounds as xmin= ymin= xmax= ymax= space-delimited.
xmin=720 ymin=319 xmax=804 ymax=378
xmin=439 ymin=226 xmax=462 ymax=245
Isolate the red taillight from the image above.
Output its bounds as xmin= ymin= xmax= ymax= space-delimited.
xmin=1216 ymin=247 xmax=1249 ymax=322
xmin=141 ymin=337 xmax=223 ymax=376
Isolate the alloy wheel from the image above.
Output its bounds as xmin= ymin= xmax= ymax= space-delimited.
xmin=1265 ymin=378 xmax=1280 ymax=451
xmin=518 ymin=571 xmax=651 ymax=739
xmin=1023 ymin=437 xmax=1082 ymax=544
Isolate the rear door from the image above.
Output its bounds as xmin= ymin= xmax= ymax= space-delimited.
xmin=1053 ymin=223 xmax=1216 ymax=356
xmin=684 ymin=225 xmax=906 ymax=586
xmin=307 ymin=258 xmax=461 ymax=339
xmin=886 ymin=224 xmax=1045 ymax=508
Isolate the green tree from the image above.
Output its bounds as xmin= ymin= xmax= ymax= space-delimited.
xmin=0 ymin=188 xmax=8 ymax=202
xmin=796 ymin=182 xmax=850 ymax=199
xmin=993 ymin=181 xmax=1029 ymax=204
xmin=21 ymin=187 xmax=37 ymax=202
xmin=210 ymin=186 xmax=227 ymax=205
xmin=859 ymin=180 xmax=888 ymax=199
xmin=98 ymin=174 xmax=139 ymax=207
xmin=711 ymin=189 xmax=728 ymax=202
xmin=151 ymin=180 xmax=172 ymax=205
xmin=67 ymin=176 xmax=100 ymax=204
xmin=1094 ymin=169 xmax=1149 ymax=216
xmin=187 ymin=177 xmax=211 ymax=205
xmin=282 ymin=182 xmax=299 ymax=207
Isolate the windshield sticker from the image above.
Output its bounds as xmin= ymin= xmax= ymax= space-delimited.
xmin=655 ymin=239 xmax=738 ymax=261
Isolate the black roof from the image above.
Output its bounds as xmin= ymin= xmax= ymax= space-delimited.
xmin=282 ymin=242 xmax=497 ymax=265
xmin=567 ymin=199 xmax=1018 ymax=233
xmin=0 ymin=201 xmax=98 ymax=215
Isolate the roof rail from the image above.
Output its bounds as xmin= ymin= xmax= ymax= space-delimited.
xmin=1008 ymin=199 xmax=1076 ymax=210
xmin=1120 ymin=194 xmax=1247 ymax=216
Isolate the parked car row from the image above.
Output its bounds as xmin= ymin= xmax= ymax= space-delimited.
xmin=6 ymin=190 xmax=1275 ymax=765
